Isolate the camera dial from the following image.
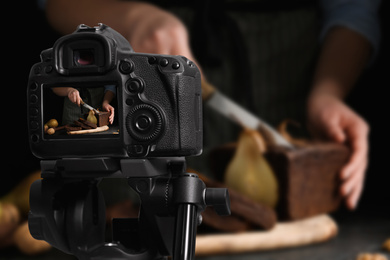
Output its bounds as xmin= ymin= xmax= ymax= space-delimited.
xmin=126 ymin=104 xmax=163 ymax=142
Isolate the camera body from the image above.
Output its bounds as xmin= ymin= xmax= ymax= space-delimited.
xmin=27 ymin=24 xmax=202 ymax=159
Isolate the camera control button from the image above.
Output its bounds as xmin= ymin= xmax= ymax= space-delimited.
xmin=126 ymin=98 xmax=135 ymax=106
xmin=30 ymin=95 xmax=38 ymax=104
xmin=148 ymin=56 xmax=157 ymax=64
xmin=30 ymin=108 xmax=39 ymax=116
xmin=172 ymin=62 xmax=180 ymax=69
xmin=44 ymin=65 xmax=53 ymax=74
xmin=30 ymin=82 xmax=39 ymax=91
xmin=30 ymin=121 xmax=39 ymax=130
xmin=128 ymin=81 xmax=140 ymax=92
xmin=34 ymin=66 xmax=41 ymax=75
xmin=30 ymin=134 xmax=39 ymax=143
xmin=135 ymin=115 xmax=152 ymax=131
xmin=126 ymin=104 xmax=163 ymax=142
xmin=126 ymin=78 xmax=144 ymax=94
xmin=159 ymin=58 xmax=169 ymax=67
xmin=119 ymin=60 xmax=134 ymax=74
xmin=130 ymin=145 xmax=144 ymax=155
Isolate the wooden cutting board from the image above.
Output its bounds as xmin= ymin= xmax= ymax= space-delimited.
xmin=195 ymin=214 xmax=338 ymax=256
xmin=67 ymin=125 xmax=109 ymax=135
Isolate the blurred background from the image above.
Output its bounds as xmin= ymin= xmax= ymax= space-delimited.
xmin=1 ymin=0 xmax=389 ymax=259
xmin=2 ymin=0 xmax=387 ymax=214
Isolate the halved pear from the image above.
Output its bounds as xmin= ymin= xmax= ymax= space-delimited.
xmin=87 ymin=110 xmax=98 ymax=125
xmin=224 ymin=129 xmax=278 ymax=208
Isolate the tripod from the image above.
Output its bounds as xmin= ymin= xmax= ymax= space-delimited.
xmin=28 ymin=157 xmax=230 ymax=260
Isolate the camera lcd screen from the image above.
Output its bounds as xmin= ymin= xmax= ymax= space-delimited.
xmin=42 ymin=84 xmax=119 ymax=139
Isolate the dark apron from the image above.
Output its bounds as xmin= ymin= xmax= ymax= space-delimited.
xmin=100 ymin=0 xmax=321 ymax=203
xmin=167 ymin=2 xmax=321 ymax=174
xmin=61 ymin=87 xmax=104 ymax=125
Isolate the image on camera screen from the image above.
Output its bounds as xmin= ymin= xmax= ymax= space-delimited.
xmin=42 ymin=84 xmax=119 ymax=139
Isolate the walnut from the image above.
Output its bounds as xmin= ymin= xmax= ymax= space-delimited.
xmin=357 ymin=253 xmax=388 ymax=260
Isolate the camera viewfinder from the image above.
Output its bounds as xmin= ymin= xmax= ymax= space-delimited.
xmin=74 ymin=49 xmax=95 ymax=66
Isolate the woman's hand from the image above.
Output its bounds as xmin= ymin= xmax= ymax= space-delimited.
xmin=102 ymin=101 xmax=115 ymax=125
xmin=66 ymin=88 xmax=82 ymax=106
xmin=307 ymin=92 xmax=369 ymax=210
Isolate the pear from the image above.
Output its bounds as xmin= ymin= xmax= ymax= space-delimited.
xmin=1 ymin=171 xmax=42 ymax=216
xmin=224 ymin=129 xmax=279 ymax=208
xmin=0 ymin=202 xmax=20 ymax=244
xmin=87 ymin=110 xmax=98 ymax=125
xmin=13 ymin=222 xmax=51 ymax=255
xmin=45 ymin=118 xmax=58 ymax=128
xmin=277 ymin=119 xmax=308 ymax=147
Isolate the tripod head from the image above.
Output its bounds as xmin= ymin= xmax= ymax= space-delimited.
xmin=29 ymin=157 xmax=230 ymax=260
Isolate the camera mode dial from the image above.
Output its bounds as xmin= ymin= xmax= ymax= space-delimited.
xmin=126 ymin=104 xmax=163 ymax=142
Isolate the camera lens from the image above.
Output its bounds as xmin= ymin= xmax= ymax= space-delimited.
xmin=74 ymin=49 xmax=95 ymax=66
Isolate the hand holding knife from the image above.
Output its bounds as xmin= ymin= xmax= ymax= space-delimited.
xmin=80 ymin=100 xmax=100 ymax=114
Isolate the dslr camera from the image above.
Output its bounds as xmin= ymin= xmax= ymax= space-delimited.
xmin=27 ymin=23 xmax=202 ymax=158
xmin=27 ymin=24 xmax=230 ymax=260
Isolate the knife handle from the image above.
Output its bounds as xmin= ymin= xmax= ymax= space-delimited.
xmin=201 ymin=79 xmax=216 ymax=101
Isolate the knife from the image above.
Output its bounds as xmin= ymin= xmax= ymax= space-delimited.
xmin=80 ymin=100 xmax=100 ymax=114
xmin=201 ymin=79 xmax=293 ymax=148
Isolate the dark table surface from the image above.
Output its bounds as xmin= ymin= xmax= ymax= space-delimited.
xmin=1 ymin=210 xmax=389 ymax=260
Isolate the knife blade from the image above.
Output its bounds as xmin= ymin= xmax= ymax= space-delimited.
xmin=202 ymin=80 xmax=293 ymax=148
xmin=80 ymin=100 xmax=100 ymax=114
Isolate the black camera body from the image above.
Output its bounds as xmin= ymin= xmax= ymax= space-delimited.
xmin=27 ymin=23 xmax=202 ymax=159
xmin=27 ymin=24 xmax=230 ymax=260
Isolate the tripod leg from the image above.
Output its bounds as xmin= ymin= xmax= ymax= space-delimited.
xmin=173 ymin=204 xmax=197 ymax=260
